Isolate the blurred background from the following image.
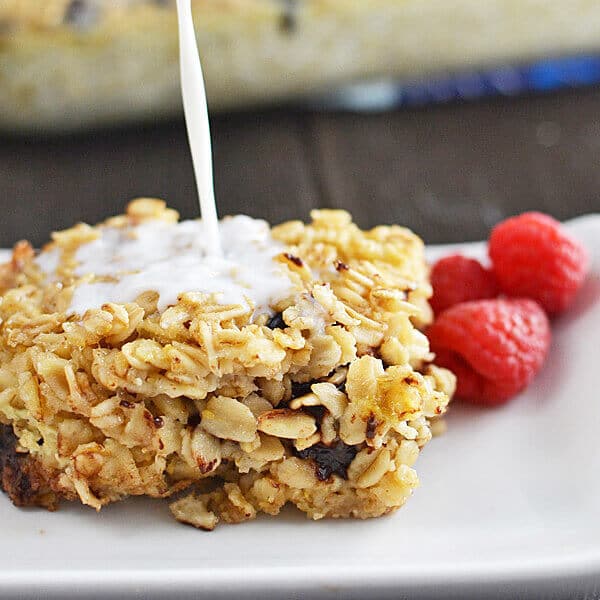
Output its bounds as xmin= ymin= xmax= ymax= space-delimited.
xmin=1 ymin=0 xmax=599 ymax=247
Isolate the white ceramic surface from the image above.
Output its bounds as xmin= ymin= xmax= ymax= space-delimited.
xmin=0 ymin=215 xmax=598 ymax=599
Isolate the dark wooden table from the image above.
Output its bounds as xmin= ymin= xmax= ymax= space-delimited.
xmin=1 ymin=86 xmax=600 ymax=249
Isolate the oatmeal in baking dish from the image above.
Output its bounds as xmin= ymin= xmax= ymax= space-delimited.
xmin=0 ymin=199 xmax=454 ymax=530
xmin=4 ymin=0 xmax=600 ymax=131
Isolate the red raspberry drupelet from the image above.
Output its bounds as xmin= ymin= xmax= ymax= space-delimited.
xmin=430 ymin=254 xmax=498 ymax=315
xmin=428 ymin=298 xmax=551 ymax=406
xmin=489 ymin=212 xmax=589 ymax=316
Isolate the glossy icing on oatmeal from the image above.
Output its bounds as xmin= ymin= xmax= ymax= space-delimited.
xmin=37 ymin=215 xmax=294 ymax=315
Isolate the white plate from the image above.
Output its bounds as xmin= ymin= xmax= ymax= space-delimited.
xmin=1 ymin=215 xmax=599 ymax=599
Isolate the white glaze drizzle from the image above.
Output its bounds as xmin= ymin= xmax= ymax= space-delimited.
xmin=35 ymin=4 xmax=299 ymax=317
xmin=45 ymin=216 xmax=294 ymax=315
xmin=176 ymin=0 xmax=221 ymax=257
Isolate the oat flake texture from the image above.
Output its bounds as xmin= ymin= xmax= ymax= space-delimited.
xmin=0 ymin=199 xmax=455 ymax=529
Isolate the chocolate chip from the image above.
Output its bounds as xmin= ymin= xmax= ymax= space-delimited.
xmin=64 ymin=0 xmax=99 ymax=28
xmin=153 ymin=416 xmax=164 ymax=429
xmin=291 ymin=366 xmax=349 ymax=400
xmin=296 ymin=441 xmax=358 ymax=481
xmin=291 ymin=380 xmax=314 ymax=398
xmin=303 ymin=406 xmax=326 ymax=428
xmin=266 ymin=312 xmax=286 ymax=330
xmin=119 ymin=400 xmax=135 ymax=409
xmin=325 ymin=365 xmax=348 ymax=393
xmin=335 ymin=381 xmax=346 ymax=393
xmin=187 ymin=414 xmax=201 ymax=428
xmin=279 ymin=0 xmax=299 ymax=34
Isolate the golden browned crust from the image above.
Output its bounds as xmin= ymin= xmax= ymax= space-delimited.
xmin=0 ymin=424 xmax=62 ymax=510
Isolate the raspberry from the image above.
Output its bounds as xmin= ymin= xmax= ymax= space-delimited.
xmin=428 ymin=298 xmax=551 ymax=406
xmin=430 ymin=254 xmax=498 ymax=314
xmin=489 ymin=212 xmax=589 ymax=315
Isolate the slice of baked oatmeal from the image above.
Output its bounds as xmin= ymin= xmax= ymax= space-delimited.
xmin=0 ymin=199 xmax=454 ymax=529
